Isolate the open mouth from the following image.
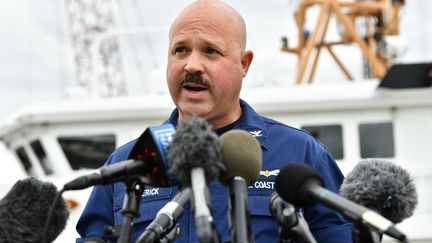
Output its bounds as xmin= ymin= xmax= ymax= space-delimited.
xmin=183 ymin=84 xmax=207 ymax=92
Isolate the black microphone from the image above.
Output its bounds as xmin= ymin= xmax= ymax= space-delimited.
xmin=275 ymin=162 xmax=408 ymax=242
xmin=63 ymin=159 xmax=146 ymax=190
xmin=0 ymin=177 xmax=69 ymax=243
xmin=168 ymin=116 xmax=224 ymax=243
xmin=340 ymin=159 xmax=417 ymax=223
xmin=136 ymin=187 xmax=192 ymax=243
xmin=219 ymin=129 xmax=262 ymax=243
xmin=340 ymin=159 xmax=417 ymax=243
xmin=269 ymin=192 xmax=317 ymax=243
xmin=63 ymin=123 xmax=177 ymax=191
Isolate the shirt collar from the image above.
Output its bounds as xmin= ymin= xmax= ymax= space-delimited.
xmin=235 ymin=99 xmax=268 ymax=150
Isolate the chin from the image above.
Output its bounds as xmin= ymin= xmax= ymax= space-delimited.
xmin=179 ymin=104 xmax=211 ymax=118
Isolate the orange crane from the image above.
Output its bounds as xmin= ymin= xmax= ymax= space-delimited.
xmin=282 ymin=0 xmax=405 ymax=84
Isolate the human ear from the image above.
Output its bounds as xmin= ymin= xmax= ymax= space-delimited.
xmin=241 ymin=50 xmax=253 ymax=77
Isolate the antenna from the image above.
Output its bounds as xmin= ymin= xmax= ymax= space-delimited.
xmin=64 ymin=0 xmax=127 ymax=98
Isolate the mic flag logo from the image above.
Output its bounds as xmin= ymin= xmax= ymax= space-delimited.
xmin=127 ymin=123 xmax=177 ymax=186
xmin=152 ymin=124 xmax=176 ymax=154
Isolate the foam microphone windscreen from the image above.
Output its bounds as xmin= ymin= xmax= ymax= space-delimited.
xmin=167 ymin=116 xmax=225 ymax=186
xmin=219 ymin=130 xmax=262 ymax=186
xmin=275 ymin=162 xmax=325 ymax=208
xmin=0 ymin=177 xmax=69 ymax=243
xmin=340 ymin=159 xmax=417 ymax=223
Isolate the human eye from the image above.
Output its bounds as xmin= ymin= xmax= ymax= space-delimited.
xmin=204 ymin=47 xmax=221 ymax=56
xmin=173 ymin=46 xmax=188 ymax=55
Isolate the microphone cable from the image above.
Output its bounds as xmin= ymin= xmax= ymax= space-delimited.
xmin=42 ymin=188 xmax=66 ymax=243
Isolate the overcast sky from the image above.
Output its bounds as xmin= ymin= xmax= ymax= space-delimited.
xmin=0 ymin=0 xmax=431 ymax=121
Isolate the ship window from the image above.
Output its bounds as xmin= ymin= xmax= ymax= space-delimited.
xmin=359 ymin=122 xmax=395 ymax=158
xmin=301 ymin=125 xmax=344 ymax=160
xmin=58 ymin=134 xmax=116 ymax=170
xmin=15 ymin=146 xmax=37 ymax=176
xmin=30 ymin=140 xmax=53 ymax=175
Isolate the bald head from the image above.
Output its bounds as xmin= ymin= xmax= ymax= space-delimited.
xmin=169 ymin=0 xmax=247 ymax=51
xmin=166 ymin=0 xmax=254 ymax=129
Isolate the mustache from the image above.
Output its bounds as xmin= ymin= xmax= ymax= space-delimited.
xmin=179 ymin=73 xmax=210 ymax=86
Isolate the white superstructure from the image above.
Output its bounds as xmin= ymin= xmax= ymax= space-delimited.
xmin=1 ymin=80 xmax=432 ymax=242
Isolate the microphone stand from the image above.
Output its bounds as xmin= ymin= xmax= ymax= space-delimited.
xmin=229 ymin=176 xmax=254 ymax=243
xmin=117 ymin=178 xmax=145 ymax=243
xmin=190 ymin=168 xmax=220 ymax=243
xmin=277 ymin=203 xmax=297 ymax=243
xmin=278 ymin=206 xmax=317 ymax=243
xmin=158 ymin=223 xmax=181 ymax=243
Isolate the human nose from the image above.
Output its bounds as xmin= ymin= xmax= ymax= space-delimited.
xmin=184 ymin=52 xmax=204 ymax=74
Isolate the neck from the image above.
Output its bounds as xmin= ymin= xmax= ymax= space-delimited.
xmin=208 ymin=107 xmax=242 ymax=129
xmin=209 ymin=101 xmax=242 ymax=129
xmin=177 ymin=103 xmax=242 ymax=130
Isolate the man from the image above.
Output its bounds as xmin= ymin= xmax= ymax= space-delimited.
xmin=76 ymin=0 xmax=353 ymax=242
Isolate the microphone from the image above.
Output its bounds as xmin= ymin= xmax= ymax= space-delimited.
xmin=63 ymin=159 xmax=146 ymax=190
xmin=0 ymin=177 xmax=69 ymax=243
xmin=63 ymin=123 xmax=177 ymax=191
xmin=340 ymin=159 xmax=417 ymax=243
xmin=269 ymin=192 xmax=317 ymax=243
xmin=136 ymin=187 xmax=192 ymax=243
xmin=219 ymin=129 xmax=262 ymax=243
xmin=275 ymin=162 xmax=408 ymax=242
xmin=168 ymin=116 xmax=224 ymax=243
xmin=340 ymin=159 xmax=417 ymax=223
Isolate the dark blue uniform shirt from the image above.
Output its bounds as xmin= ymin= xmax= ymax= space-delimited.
xmin=76 ymin=99 xmax=352 ymax=242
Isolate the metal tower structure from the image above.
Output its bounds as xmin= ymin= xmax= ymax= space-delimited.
xmin=65 ymin=0 xmax=127 ymax=97
xmin=282 ymin=0 xmax=405 ymax=84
